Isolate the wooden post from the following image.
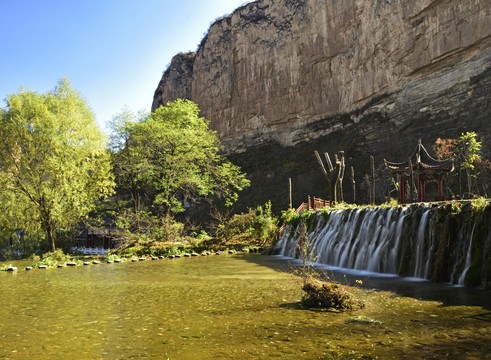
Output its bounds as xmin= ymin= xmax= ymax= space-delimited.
xmin=289 ymin=178 xmax=292 ymax=209
xmin=370 ymin=155 xmax=375 ymax=205
xmin=350 ymin=166 xmax=355 ymax=204
xmin=338 ymin=151 xmax=346 ymax=203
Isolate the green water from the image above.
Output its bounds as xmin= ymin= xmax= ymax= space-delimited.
xmin=0 ymin=255 xmax=489 ymax=359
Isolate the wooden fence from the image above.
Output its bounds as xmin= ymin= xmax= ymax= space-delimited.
xmin=276 ymin=196 xmax=330 ymax=240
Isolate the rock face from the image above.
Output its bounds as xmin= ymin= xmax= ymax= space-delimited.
xmin=153 ymin=0 xmax=491 ymax=207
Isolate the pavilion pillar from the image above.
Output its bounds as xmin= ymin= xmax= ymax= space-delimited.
xmin=86 ymin=229 xmax=89 ymax=248
xmin=399 ymin=175 xmax=406 ymax=204
xmin=417 ymin=175 xmax=422 ymax=202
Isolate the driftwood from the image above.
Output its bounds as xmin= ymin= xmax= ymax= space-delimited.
xmin=350 ymin=166 xmax=356 ymax=203
xmin=315 ymin=150 xmax=342 ymax=206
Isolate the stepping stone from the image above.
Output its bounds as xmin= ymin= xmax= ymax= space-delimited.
xmin=57 ymin=264 xmax=65 ymax=268
xmin=114 ymin=259 xmax=123 ymax=263
xmin=7 ymin=267 xmax=18 ymax=271
xmin=168 ymin=255 xmax=175 ymax=259
xmin=25 ymin=267 xmax=33 ymax=271
xmin=131 ymin=259 xmax=138 ymax=262
xmin=184 ymin=253 xmax=191 ymax=257
xmin=39 ymin=265 xmax=47 ymax=269
xmin=139 ymin=257 xmax=146 ymax=261
xmin=175 ymin=254 xmax=182 ymax=258
xmin=191 ymin=253 xmax=198 ymax=256
xmin=92 ymin=261 xmax=100 ymax=264
xmin=201 ymin=253 xmax=207 ymax=256
xmin=83 ymin=262 xmax=91 ymax=266
xmin=159 ymin=256 xmax=165 ymax=259
xmin=151 ymin=257 xmax=159 ymax=260
xmin=67 ymin=262 xmax=77 ymax=267
xmin=107 ymin=260 xmax=114 ymax=264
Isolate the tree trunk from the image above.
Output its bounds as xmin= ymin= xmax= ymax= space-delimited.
xmin=47 ymin=224 xmax=55 ymax=252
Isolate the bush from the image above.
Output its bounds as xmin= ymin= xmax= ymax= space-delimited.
xmin=219 ymin=201 xmax=279 ymax=245
xmin=301 ymin=276 xmax=365 ymax=311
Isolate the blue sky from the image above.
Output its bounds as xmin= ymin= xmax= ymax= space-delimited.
xmin=0 ymin=0 xmax=251 ymax=132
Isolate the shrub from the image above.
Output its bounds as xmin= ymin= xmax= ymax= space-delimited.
xmin=301 ymin=276 xmax=365 ymax=311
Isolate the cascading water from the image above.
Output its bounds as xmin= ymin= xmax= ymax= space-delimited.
xmin=276 ymin=202 xmax=491 ymax=287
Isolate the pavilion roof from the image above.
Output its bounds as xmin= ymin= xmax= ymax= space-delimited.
xmin=384 ymin=140 xmax=454 ymax=173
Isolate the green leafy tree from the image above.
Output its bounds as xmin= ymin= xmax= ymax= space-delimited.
xmin=434 ymin=132 xmax=483 ymax=197
xmin=111 ymin=99 xmax=250 ymax=239
xmin=0 ymin=79 xmax=115 ymax=251
xmin=456 ymin=132 xmax=481 ymax=195
xmin=108 ymin=108 xmax=148 ymax=213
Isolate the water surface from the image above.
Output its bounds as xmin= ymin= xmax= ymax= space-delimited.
xmin=0 ymin=255 xmax=489 ymax=359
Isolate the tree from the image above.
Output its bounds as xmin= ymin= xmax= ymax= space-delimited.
xmin=118 ymin=99 xmax=250 ymax=220
xmin=434 ymin=132 xmax=482 ymax=196
xmin=0 ymin=79 xmax=115 ymax=251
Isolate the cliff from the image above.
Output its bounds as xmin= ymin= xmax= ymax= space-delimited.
xmin=153 ymin=0 xmax=491 ymax=208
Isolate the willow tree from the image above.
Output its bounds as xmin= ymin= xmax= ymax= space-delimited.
xmin=0 ymin=79 xmax=114 ymax=251
xmin=122 ymin=99 xmax=250 ymax=218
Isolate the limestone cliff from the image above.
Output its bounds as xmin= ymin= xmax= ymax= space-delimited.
xmin=153 ymin=0 xmax=491 ymax=208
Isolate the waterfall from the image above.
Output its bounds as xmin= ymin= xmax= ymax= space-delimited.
xmin=276 ymin=202 xmax=490 ymax=287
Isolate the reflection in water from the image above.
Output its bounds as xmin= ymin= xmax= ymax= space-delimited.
xmin=0 ymin=255 xmax=489 ymax=359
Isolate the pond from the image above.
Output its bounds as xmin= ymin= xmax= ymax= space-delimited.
xmin=0 ymin=254 xmax=489 ymax=359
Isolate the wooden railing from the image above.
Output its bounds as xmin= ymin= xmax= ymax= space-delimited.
xmin=276 ymin=196 xmax=330 ymax=240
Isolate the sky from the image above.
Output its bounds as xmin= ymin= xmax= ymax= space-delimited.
xmin=0 ymin=0 xmax=252 ymax=132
